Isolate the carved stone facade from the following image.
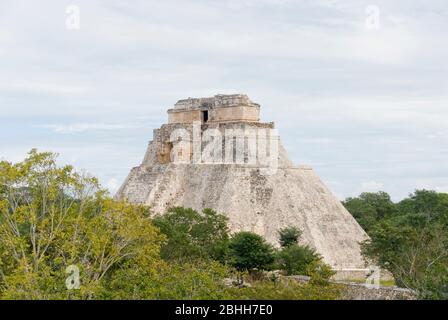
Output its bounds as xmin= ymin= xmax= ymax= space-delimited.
xmin=168 ymin=94 xmax=260 ymax=124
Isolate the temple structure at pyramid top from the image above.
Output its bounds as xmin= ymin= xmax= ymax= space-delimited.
xmin=116 ymin=94 xmax=371 ymax=279
xmin=168 ymin=94 xmax=261 ymax=124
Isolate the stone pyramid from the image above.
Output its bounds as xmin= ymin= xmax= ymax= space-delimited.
xmin=116 ymin=94 xmax=369 ymax=273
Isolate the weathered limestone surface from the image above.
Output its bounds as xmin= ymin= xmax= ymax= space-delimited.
xmin=116 ymin=94 xmax=370 ymax=270
xmin=169 ymin=94 xmax=260 ymax=124
xmin=339 ymin=284 xmax=417 ymax=300
xmin=287 ymin=276 xmax=417 ymax=300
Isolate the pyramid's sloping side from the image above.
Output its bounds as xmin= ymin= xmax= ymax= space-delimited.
xmin=138 ymin=163 xmax=369 ymax=269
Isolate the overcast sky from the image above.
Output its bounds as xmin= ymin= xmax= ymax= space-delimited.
xmin=1 ymin=0 xmax=447 ymax=201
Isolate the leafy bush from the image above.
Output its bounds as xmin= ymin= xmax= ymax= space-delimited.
xmin=107 ymin=260 xmax=232 ymax=300
xmin=276 ymin=244 xmax=320 ymax=276
xmin=306 ymin=260 xmax=336 ymax=286
xmin=153 ymin=207 xmax=229 ymax=262
xmin=278 ymin=227 xmax=301 ymax=247
xmin=225 ymin=278 xmax=341 ymax=300
xmin=228 ymin=232 xmax=275 ymax=273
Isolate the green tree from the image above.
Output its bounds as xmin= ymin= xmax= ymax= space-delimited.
xmin=275 ymin=227 xmax=333 ymax=280
xmin=361 ymin=190 xmax=448 ymax=299
xmin=278 ymin=227 xmax=301 ymax=247
xmin=227 ymin=232 xmax=275 ymax=273
xmin=343 ymin=191 xmax=397 ymax=232
xmin=397 ymin=190 xmax=448 ymax=223
xmin=362 ymin=219 xmax=447 ymax=299
xmin=153 ymin=207 xmax=229 ymax=262
xmin=276 ymin=244 xmax=320 ymax=276
xmin=0 ymin=150 xmax=165 ymax=299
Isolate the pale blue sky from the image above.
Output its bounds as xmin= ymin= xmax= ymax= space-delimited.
xmin=1 ymin=0 xmax=447 ymax=200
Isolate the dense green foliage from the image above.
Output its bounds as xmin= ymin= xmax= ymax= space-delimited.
xmin=153 ymin=207 xmax=229 ymax=262
xmin=0 ymin=150 xmax=339 ymax=300
xmin=275 ymin=226 xmax=334 ymax=282
xmin=343 ymin=191 xmax=397 ymax=232
xmin=224 ymin=279 xmax=341 ymax=300
xmin=276 ymin=244 xmax=320 ymax=276
xmin=228 ymin=232 xmax=275 ymax=272
xmin=275 ymin=226 xmax=324 ymax=277
xmin=278 ymin=227 xmax=302 ymax=248
xmin=105 ymin=260 xmax=232 ymax=300
xmin=344 ymin=190 xmax=448 ymax=299
xmin=0 ymin=150 xmax=165 ymax=299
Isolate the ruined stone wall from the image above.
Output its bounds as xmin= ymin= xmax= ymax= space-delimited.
xmin=209 ymin=105 xmax=260 ymax=123
xmin=339 ymin=283 xmax=417 ymax=300
xmin=168 ymin=105 xmax=260 ymax=124
xmin=148 ymin=122 xmax=276 ymax=166
xmin=174 ymin=94 xmax=259 ymax=110
xmin=152 ymin=123 xmax=194 ymax=164
xmin=287 ymin=276 xmax=416 ymax=300
xmin=168 ymin=109 xmax=202 ymax=124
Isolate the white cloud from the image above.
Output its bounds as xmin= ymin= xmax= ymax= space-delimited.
xmin=435 ymin=186 xmax=448 ymax=193
xmin=361 ymin=181 xmax=384 ymax=192
xmin=1 ymin=0 xmax=447 ymax=201
xmin=40 ymin=123 xmax=141 ymax=134
xmin=226 ymin=0 xmax=290 ymax=9
xmin=105 ymin=178 xmax=120 ymax=193
xmin=0 ymin=82 xmax=89 ymax=96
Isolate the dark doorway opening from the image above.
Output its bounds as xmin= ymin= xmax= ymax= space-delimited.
xmin=202 ymin=110 xmax=209 ymax=123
